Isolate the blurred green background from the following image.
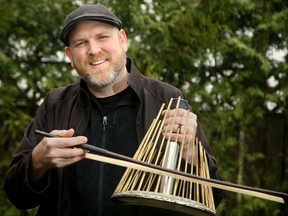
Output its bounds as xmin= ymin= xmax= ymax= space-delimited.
xmin=0 ymin=0 xmax=287 ymax=215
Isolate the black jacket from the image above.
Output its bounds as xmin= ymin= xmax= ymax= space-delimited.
xmin=4 ymin=58 xmax=222 ymax=215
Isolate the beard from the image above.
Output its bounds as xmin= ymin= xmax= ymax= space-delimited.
xmin=76 ymin=52 xmax=127 ymax=89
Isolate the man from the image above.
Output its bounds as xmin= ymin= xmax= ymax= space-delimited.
xmin=4 ymin=3 xmax=222 ymax=216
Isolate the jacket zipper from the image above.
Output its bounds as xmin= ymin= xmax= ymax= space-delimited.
xmin=102 ymin=116 xmax=107 ymax=132
xmin=97 ymin=115 xmax=108 ymax=215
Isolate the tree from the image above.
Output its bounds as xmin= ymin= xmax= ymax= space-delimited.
xmin=0 ymin=0 xmax=78 ymax=215
xmin=121 ymin=1 xmax=288 ymax=215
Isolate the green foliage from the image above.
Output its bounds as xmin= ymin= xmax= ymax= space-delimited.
xmin=1 ymin=0 xmax=287 ymax=215
xmin=0 ymin=0 xmax=78 ymax=215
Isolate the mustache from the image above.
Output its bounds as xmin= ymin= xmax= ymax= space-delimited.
xmin=88 ymin=52 xmax=110 ymax=61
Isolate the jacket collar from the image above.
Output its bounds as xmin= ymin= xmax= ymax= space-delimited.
xmin=126 ymin=57 xmax=144 ymax=96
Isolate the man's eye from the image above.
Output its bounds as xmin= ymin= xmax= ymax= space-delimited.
xmin=99 ymin=35 xmax=109 ymax=40
xmin=75 ymin=41 xmax=85 ymax=47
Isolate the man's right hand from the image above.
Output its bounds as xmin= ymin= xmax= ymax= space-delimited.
xmin=31 ymin=128 xmax=88 ymax=183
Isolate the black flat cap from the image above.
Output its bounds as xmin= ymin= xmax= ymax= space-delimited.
xmin=60 ymin=3 xmax=122 ymax=46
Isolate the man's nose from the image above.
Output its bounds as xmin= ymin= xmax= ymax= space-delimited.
xmin=87 ymin=42 xmax=101 ymax=55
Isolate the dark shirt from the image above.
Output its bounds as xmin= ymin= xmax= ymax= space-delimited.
xmin=71 ymin=87 xmax=139 ymax=216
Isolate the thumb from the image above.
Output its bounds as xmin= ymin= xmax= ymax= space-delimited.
xmin=50 ymin=128 xmax=75 ymax=138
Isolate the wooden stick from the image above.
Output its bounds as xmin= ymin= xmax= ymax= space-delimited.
xmin=83 ymin=149 xmax=287 ymax=205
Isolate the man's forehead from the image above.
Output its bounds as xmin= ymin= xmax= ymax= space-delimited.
xmin=69 ymin=20 xmax=117 ymax=38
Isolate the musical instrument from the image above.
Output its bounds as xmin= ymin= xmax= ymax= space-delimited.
xmin=36 ymin=97 xmax=288 ymax=214
xmin=112 ymin=97 xmax=216 ymax=215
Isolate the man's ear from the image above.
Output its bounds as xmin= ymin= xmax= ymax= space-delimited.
xmin=65 ymin=47 xmax=74 ymax=67
xmin=119 ymin=29 xmax=128 ymax=52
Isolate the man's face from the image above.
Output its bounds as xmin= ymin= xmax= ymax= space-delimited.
xmin=65 ymin=20 xmax=128 ymax=89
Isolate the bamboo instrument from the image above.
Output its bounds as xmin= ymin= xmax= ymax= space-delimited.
xmin=111 ymin=97 xmax=216 ymax=215
xmin=35 ymin=97 xmax=288 ymax=215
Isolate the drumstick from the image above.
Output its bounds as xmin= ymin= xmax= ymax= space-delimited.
xmin=35 ymin=129 xmax=98 ymax=152
xmin=35 ymin=130 xmax=288 ymax=206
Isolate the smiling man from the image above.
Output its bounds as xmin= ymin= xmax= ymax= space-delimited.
xmin=66 ymin=20 xmax=129 ymax=97
xmin=4 ymin=3 xmax=222 ymax=216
